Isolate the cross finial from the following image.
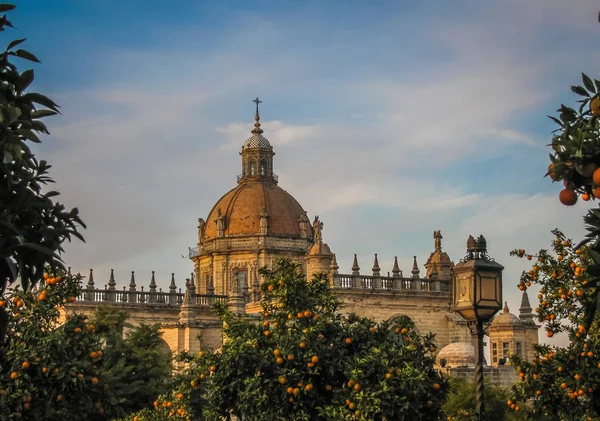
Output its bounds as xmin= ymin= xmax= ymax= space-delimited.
xmin=251 ymin=97 xmax=264 ymax=135
xmin=253 ymin=97 xmax=262 ymax=116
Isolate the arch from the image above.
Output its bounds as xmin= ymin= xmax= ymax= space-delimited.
xmin=243 ymin=160 xmax=247 ymax=176
xmin=260 ymin=159 xmax=267 ymax=175
xmin=250 ymin=159 xmax=256 ymax=176
xmin=157 ymin=337 xmax=173 ymax=358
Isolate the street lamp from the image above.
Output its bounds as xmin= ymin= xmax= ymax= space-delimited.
xmin=452 ymin=235 xmax=503 ymax=421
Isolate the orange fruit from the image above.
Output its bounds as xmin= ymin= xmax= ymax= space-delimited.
xmin=273 ymin=349 xmax=281 ymax=357
xmin=177 ymin=393 xmax=183 ymax=399
xmin=591 ymin=96 xmax=600 ymax=117
xmin=548 ymin=163 xmax=556 ymax=179
xmin=21 ymin=361 xmax=30 ymax=369
xmin=10 ymin=372 xmax=18 ymax=380
xmin=432 ymin=383 xmax=441 ymax=391
xmin=210 ymin=365 xmax=216 ymax=372
xmin=305 ymin=383 xmax=313 ymax=391
xmin=264 ymin=330 xmax=271 ymax=337
xmin=303 ymin=310 xmax=311 ymax=318
xmin=91 ymin=377 xmax=99 ymax=385
xmin=287 ymin=354 xmax=294 ymax=360
xmin=299 ymin=342 xmax=306 ymax=348
xmin=293 ymin=388 xmax=300 ymax=396
xmin=307 ymin=362 xmax=314 ymax=368
xmin=286 ymin=387 xmax=293 ymax=394
xmin=583 ymin=193 xmax=591 ymax=201
xmin=311 ymin=355 xmax=319 ymax=363
xmin=345 ymin=337 xmax=352 ymax=345
xmin=74 ymin=327 xmax=82 ymax=334
xmin=559 ymin=189 xmax=578 ymax=206
xmin=385 ymin=373 xmax=393 ymax=379
xmin=325 ymin=384 xmax=333 ymax=391
xmin=278 ymin=376 xmax=286 ymax=385
xmin=276 ymin=357 xmax=284 ymax=365
xmin=575 ymin=374 xmax=581 ymax=381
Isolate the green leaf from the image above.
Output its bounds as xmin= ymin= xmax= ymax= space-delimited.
xmin=588 ymin=248 xmax=600 ymax=264
xmin=571 ymin=85 xmax=589 ymax=97
xmin=582 ymin=73 xmax=596 ymax=93
xmin=19 ymin=68 xmax=34 ymax=90
xmin=21 ymin=92 xmax=59 ymax=111
xmin=13 ymin=49 xmax=40 ymax=63
xmin=31 ymin=109 xmax=57 ymax=119
xmin=547 ymin=116 xmax=564 ymax=127
xmin=7 ymin=37 xmax=25 ymax=50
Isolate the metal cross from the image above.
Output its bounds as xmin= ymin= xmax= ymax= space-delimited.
xmin=253 ymin=97 xmax=262 ymax=115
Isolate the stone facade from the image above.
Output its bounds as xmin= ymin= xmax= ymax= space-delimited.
xmin=64 ymin=102 xmax=539 ymax=388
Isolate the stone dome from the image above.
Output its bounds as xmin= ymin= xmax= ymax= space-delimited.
xmin=490 ymin=302 xmax=524 ymax=328
xmin=243 ymin=134 xmax=271 ymax=150
xmin=308 ymin=242 xmax=332 ymax=256
xmin=436 ymin=342 xmax=475 ymax=368
xmin=203 ymin=180 xmax=311 ymax=240
xmin=425 ymin=250 xmax=452 ymax=266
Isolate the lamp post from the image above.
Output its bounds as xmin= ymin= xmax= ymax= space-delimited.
xmin=452 ymin=235 xmax=503 ymax=421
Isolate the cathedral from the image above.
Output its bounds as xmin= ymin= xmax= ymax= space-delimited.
xmin=65 ymin=100 xmax=539 ymax=384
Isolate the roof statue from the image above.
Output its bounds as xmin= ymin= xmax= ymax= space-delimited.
xmin=312 ymin=215 xmax=323 ymax=243
xmin=434 ymin=230 xmax=443 ymax=251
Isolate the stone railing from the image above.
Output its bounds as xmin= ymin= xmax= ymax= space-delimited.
xmin=76 ymin=287 xmax=227 ymax=307
xmin=333 ymin=273 xmax=450 ymax=293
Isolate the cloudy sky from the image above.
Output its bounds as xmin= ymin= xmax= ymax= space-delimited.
xmin=13 ymin=0 xmax=600 ymax=346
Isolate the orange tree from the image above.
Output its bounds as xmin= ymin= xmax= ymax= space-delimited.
xmin=505 ymin=73 xmax=600 ymax=420
xmin=507 ymin=231 xmax=599 ymax=421
xmin=125 ymin=258 xmax=449 ymax=421
xmin=0 ymin=270 xmax=116 ymax=420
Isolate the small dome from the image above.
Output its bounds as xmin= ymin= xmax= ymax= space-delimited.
xmin=309 ymin=242 xmax=332 ymax=256
xmin=490 ymin=302 xmax=524 ymax=328
xmin=243 ymin=134 xmax=271 ymax=150
xmin=425 ymin=250 xmax=452 ymax=266
xmin=436 ymin=342 xmax=475 ymax=368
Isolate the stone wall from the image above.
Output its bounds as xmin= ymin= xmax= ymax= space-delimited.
xmin=441 ymin=366 xmax=519 ymax=389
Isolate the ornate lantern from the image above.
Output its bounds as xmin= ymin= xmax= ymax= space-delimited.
xmin=452 ymin=234 xmax=504 ymax=421
xmin=453 ymin=235 xmax=503 ymax=321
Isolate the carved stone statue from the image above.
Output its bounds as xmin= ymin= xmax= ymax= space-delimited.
xmin=259 ymin=207 xmax=269 ymax=235
xmin=215 ymin=208 xmax=225 ymax=237
xmin=434 ymin=230 xmax=443 ymax=251
xmin=197 ymin=218 xmax=206 ymax=244
xmin=312 ymin=215 xmax=323 ymax=243
xmin=298 ymin=212 xmax=309 ymax=239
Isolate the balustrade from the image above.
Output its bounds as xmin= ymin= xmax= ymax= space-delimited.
xmin=332 ymin=273 xmax=450 ymax=293
xmin=76 ymin=287 xmax=227 ymax=307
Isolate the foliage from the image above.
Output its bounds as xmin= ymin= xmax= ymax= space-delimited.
xmin=0 ymin=3 xmax=85 ymax=341
xmin=92 ymin=307 xmax=173 ymax=418
xmin=115 ymin=383 xmax=196 ymax=421
xmin=443 ymin=377 xmax=526 ymax=421
xmin=507 ymin=230 xmax=600 ymax=420
xmin=517 ymin=73 xmax=600 ymax=419
xmin=125 ymin=258 xmax=449 ymax=421
xmin=0 ymin=270 xmax=115 ymax=420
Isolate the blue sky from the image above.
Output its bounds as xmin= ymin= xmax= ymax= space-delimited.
xmin=11 ymin=0 xmax=600 ymax=346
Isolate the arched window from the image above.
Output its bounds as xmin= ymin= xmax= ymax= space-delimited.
xmin=260 ymin=159 xmax=267 ymax=175
xmin=250 ymin=160 xmax=256 ymax=176
xmin=243 ymin=160 xmax=247 ymax=176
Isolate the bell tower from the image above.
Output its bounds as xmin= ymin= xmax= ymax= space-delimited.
xmin=238 ymin=97 xmax=277 ymax=184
